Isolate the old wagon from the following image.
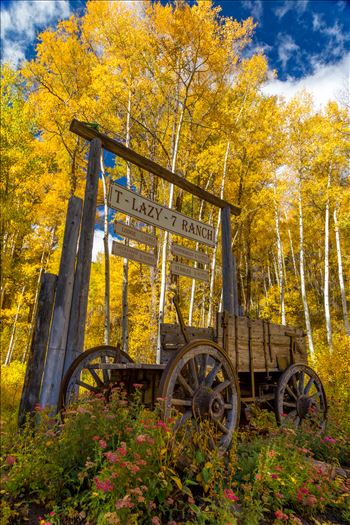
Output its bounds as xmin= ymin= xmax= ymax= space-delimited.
xmin=55 ymin=120 xmax=327 ymax=450
xmin=59 ymin=293 xmax=327 ymax=450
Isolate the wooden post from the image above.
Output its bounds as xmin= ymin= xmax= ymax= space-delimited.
xmin=64 ymin=138 xmax=102 ymax=373
xmin=40 ymin=196 xmax=83 ymax=410
xmin=18 ymin=273 xmax=57 ymax=426
xmin=221 ymin=206 xmax=234 ymax=315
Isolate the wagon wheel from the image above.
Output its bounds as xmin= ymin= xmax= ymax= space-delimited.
xmin=159 ymin=340 xmax=240 ymax=450
xmin=275 ymin=364 xmax=327 ymax=431
xmin=59 ymin=345 xmax=133 ymax=412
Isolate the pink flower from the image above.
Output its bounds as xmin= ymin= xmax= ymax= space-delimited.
xmin=136 ymin=434 xmax=147 ymax=444
xmin=255 ymin=473 xmax=262 ymax=481
xmin=156 ymin=420 xmax=170 ymax=432
xmin=133 ymin=383 xmax=143 ymax=388
xmin=104 ymin=451 xmax=118 ymax=464
xmin=223 ymin=489 xmax=239 ymax=502
xmin=151 ymin=517 xmax=161 ymax=525
xmin=268 ymin=450 xmax=277 ymax=458
xmin=270 ymin=473 xmax=278 ymax=479
xmin=322 ymin=436 xmax=336 ymax=444
xmin=305 ymin=494 xmax=317 ymax=506
xmin=98 ymin=439 xmax=107 ymax=449
xmin=94 ymin=477 xmax=114 ymax=493
xmin=5 ymin=455 xmax=16 ymax=466
xmin=274 ymin=509 xmax=288 ymax=521
xmin=92 ymin=435 xmax=100 ymax=441
xmin=117 ymin=442 xmax=127 ymax=457
xmin=116 ymin=495 xmax=134 ymax=509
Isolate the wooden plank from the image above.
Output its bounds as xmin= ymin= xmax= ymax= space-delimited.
xmin=18 ymin=273 xmax=57 ymax=426
xmin=112 ymin=241 xmax=156 ymax=266
xmin=171 ymin=243 xmax=210 ymax=264
xmin=40 ymin=197 xmax=83 ymax=411
xmin=170 ymin=261 xmax=209 ymax=282
xmin=108 ymin=183 xmax=216 ymax=247
xmin=221 ymin=207 xmax=235 ymax=315
xmin=114 ymin=221 xmax=157 ymax=247
xmin=64 ymin=138 xmax=101 ymax=373
xmin=70 ymin=119 xmax=240 ymax=216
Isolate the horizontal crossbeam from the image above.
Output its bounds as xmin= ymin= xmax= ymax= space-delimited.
xmin=70 ymin=119 xmax=240 ymax=216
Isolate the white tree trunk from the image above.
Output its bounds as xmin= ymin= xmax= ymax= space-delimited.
xmin=298 ymin=184 xmax=314 ymax=354
xmin=274 ymin=176 xmax=285 ymax=325
xmin=156 ymin=104 xmax=185 ymax=362
xmin=5 ymin=286 xmax=25 ymax=365
xmin=284 ymin=210 xmax=298 ymax=277
xmin=101 ymin=155 xmax=110 ymax=346
xmin=207 ymin=141 xmax=230 ymax=327
xmin=324 ymin=168 xmax=332 ymax=349
xmin=188 ymin=176 xmax=213 ymax=325
xmin=122 ymin=88 xmax=132 ymax=353
xmin=334 ymin=207 xmax=350 ymax=335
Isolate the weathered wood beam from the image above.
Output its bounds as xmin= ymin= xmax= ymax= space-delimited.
xmin=18 ymin=273 xmax=57 ymax=426
xmin=40 ymin=196 xmax=83 ymax=411
xmin=70 ymin=119 xmax=240 ymax=216
xmin=64 ymin=138 xmax=102 ymax=373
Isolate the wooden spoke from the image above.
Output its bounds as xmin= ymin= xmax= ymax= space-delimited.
xmin=298 ymin=371 xmax=305 ymax=394
xmin=189 ymin=359 xmax=199 ymax=390
xmin=171 ymin=398 xmax=192 ymax=407
xmin=86 ymin=366 xmax=104 ymax=387
xmin=294 ymin=416 xmax=300 ymax=427
xmin=309 ymin=391 xmax=321 ymax=401
xmin=213 ymin=379 xmax=231 ymax=394
xmin=286 ymin=385 xmax=297 ymax=400
xmin=304 ymin=377 xmax=315 ymax=395
xmin=76 ymin=380 xmax=100 ymax=393
xmin=198 ymin=353 xmax=208 ymax=383
xmin=205 ymin=361 xmax=223 ymax=387
xmin=178 ymin=372 xmax=194 ymax=396
xmin=224 ymin=403 xmax=233 ymax=409
xmin=283 ymin=401 xmax=297 ymax=408
xmin=213 ymin=418 xmax=229 ymax=434
xmin=286 ymin=409 xmax=297 ymax=419
xmin=174 ymin=410 xmax=193 ymax=431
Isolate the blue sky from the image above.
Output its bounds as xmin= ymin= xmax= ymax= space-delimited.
xmin=1 ymin=0 xmax=349 ymax=107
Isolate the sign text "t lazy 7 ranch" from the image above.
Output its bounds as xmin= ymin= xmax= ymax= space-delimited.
xmin=108 ymin=183 xmax=215 ymax=247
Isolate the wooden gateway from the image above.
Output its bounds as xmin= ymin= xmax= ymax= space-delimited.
xmin=58 ymin=120 xmax=327 ymax=451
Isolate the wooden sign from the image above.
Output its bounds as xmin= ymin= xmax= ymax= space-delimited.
xmin=170 ymin=261 xmax=209 ymax=282
xmin=171 ymin=243 xmax=210 ymax=265
xmin=114 ymin=221 xmax=157 ymax=247
xmin=112 ymin=241 xmax=156 ymax=267
xmin=108 ymin=183 xmax=215 ymax=247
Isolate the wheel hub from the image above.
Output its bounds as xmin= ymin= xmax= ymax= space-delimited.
xmin=192 ymin=387 xmax=225 ymax=420
xmin=297 ymin=395 xmax=318 ymax=419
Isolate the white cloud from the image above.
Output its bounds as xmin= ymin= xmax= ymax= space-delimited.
xmin=241 ymin=0 xmax=263 ymax=22
xmin=274 ymin=0 xmax=309 ymax=20
xmin=262 ymin=53 xmax=350 ymax=109
xmin=277 ymin=34 xmax=300 ymax=69
xmin=1 ymin=0 xmax=71 ymax=66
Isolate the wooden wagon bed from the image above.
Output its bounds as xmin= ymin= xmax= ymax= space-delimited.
xmin=160 ymin=313 xmax=306 ymax=374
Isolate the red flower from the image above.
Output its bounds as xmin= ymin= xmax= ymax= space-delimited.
xmin=5 ymin=455 xmax=16 ymax=466
xmin=98 ymin=439 xmax=107 ymax=449
xmin=274 ymin=509 xmax=288 ymax=520
xmin=223 ymin=489 xmax=239 ymax=502
xmin=94 ymin=477 xmax=114 ymax=493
